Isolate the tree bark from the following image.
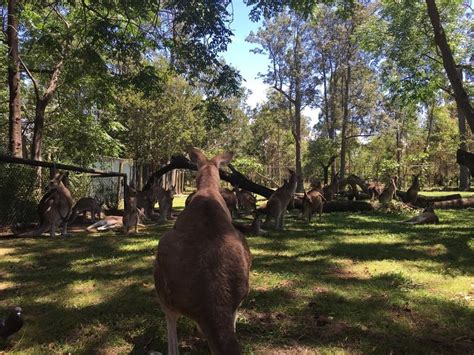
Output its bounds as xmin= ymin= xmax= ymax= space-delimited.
xmin=293 ymin=30 xmax=304 ymax=193
xmin=7 ymin=0 xmax=22 ymax=157
xmin=425 ymin=0 xmax=474 ymax=133
xmin=456 ymin=68 xmax=470 ymax=191
xmin=31 ymin=60 xmax=64 ymax=161
xmin=340 ymin=63 xmax=351 ymax=180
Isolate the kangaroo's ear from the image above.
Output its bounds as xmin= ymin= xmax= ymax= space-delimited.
xmin=189 ymin=147 xmax=207 ymax=165
xmin=212 ymin=152 xmax=234 ymax=168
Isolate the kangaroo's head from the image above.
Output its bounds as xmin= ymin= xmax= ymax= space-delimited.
xmin=49 ymin=172 xmax=65 ymax=191
xmin=189 ymin=148 xmax=233 ymax=190
xmin=423 ymin=202 xmax=435 ymax=213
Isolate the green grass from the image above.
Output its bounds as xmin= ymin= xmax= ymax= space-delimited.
xmin=419 ymin=190 xmax=474 ymax=198
xmin=0 ymin=195 xmax=473 ymax=354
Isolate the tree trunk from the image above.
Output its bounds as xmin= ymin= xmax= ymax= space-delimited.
xmin=7 ymin=0 xmax=22 ymax=157
xmin=293 ymin=106 xmax=304 ymax=192
xmin=29 ymin=59 xmax=64 ymax=186
xmin=396 ymin=124 xmax=402 ymax=178
xmin=340 ymin=63 xmax=351 ymax=180
xmin=457 ymin=68 xmax=470 ymax=190
xmin=425 ymin=0 xmax=474 ymax=133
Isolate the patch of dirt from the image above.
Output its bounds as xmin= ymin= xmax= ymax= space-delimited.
xmin=324 ymin=266 xmax=356 ymax=279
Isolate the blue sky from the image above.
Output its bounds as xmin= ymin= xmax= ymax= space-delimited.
xmin=222 ymin=0 xmax=269 ymax=108
xmin=221 ymin=0 xmax=319 ymax=125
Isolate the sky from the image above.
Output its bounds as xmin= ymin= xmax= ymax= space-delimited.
xmin=221 ymin=0 xmax=269 ymax=108
xmin=221 ymin=0 xmax=320 ymax=125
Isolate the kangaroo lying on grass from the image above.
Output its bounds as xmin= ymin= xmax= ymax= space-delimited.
xmin=86 ymin=215 xmax=123 ymax=231
xmin=302 ymin=188 xmax=326 ymax=223
xmin=259 ymin=169 xmax=298 ymax=230
xmin=233 ymin=212 xmax=267 ymax=236
xmin=18 ymin=172 xmax=74 ymax=238
xmin=400 ymin=204 xmax=439 ymax=225
xmin=154 ymin=148 xmax=251 ymax=355
xmin=69 ymin=197 xmax=103 ymax=224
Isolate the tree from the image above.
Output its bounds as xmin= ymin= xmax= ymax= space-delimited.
xmin=247 ymin=10 xmax=317 ymax=191
xmin=425 ymin=0 xmax=473 ymax=133
xmin=5 ymin=0 xmax=22 ymax=157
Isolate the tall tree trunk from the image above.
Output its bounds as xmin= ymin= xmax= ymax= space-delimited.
xmin=340 ymin=63 xmax=351 ymax=180
xmin=30 ymin=60 xmax=64 ymax=160
xmin=457 ymin=69 xmax=470 ymax=190
xmin=293 ymin=107 xmax=303 ymax=192
xmin=425 ymin=0 xmax=474 ymax=133
xmin=396 ymin=123 xmax=402 ymax=179
xmin=7 ymin=0 xmax=22 ymax=157
xmin=293 ymin=30 xmax=304 ymax=192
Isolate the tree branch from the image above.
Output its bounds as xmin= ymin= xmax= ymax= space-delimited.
xmin=18 ymin=56 xmax=40 ymax=101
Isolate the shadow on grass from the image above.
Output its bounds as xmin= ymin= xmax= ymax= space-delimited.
xmin=0 ymin=209 xmax=473 ymax=353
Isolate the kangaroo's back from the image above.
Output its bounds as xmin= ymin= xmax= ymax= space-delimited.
xmin=154 ymin=148 xmax=251 ymax=355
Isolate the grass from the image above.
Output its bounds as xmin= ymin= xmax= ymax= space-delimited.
xmin=419 ymin=191 xmax=474 ymax=198
xmin=0 ymin=195 xmax=473 ymax=354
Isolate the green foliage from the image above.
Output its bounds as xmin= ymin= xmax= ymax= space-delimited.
xmin=0 ymin=165 xmax=39 ymax=224
xmin=231 ymin=156 xmax=264 ymax=177
xmin=304 ymin=137 xmax=338 ymax=179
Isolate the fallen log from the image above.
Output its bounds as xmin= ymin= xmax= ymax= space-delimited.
xmin=432 ymin=197 xmax=474 ymax=209
xmin=144 ymin=155 xmax=274 ymax=198
xmin=323 ymin=200 xmax=374 ymax=213
xmin=412 ymin=194 xmax=463 ymax=208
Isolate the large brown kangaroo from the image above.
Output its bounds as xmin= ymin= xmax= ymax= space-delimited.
xmin=404 ymin=174 xmax=420 ymax=204
xmin=154 ymin=148 xmax=251 ymax=355
xmin=123 ymin=183 xmax=139 ymax=234
xmin=18 ymin=172 xmax=73 ymax=237
xmin=302 ymin=188 xmax=326 ymax=223
xmin=379 ymin=177 xmax=397 ymax=206
xmin=400 ymin=204 xmax=439 ymax=225
xmin=323 ymin=173 xmax=339 ymax=201
xmin=261 ymin=169 xmax=298 ymax=230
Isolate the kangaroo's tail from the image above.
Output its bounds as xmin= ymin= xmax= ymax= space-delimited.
xmin=17 ymin=223 xmax=50 ymax=237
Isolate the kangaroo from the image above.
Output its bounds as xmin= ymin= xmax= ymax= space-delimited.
xmin=379 ymin=177 xmax=397 ymax=206
xmin=234 ymin=188 xmax=256 ymax=215
xmin=401 ymin=205 xmax=439 ymax=225
xmin=184 ymin=191 xmax=196 ymax=207
xmin=158 ymin=185 xmax=176 ymax=221
xmin=154 ymin=148 xmax=251 ymax=355
xmin=302 ymin=188 xmax=326 ymax=223
xmin=137 ymin=179 xmax=163 ymax=220
xmin=86 ymin=215 xmax=123 ymax=232
xmin=368 ymin=181 xmax=384 ymax=201
xmin=233 ymin=212 xmax=267 ymax=236
xmin=260 ymin=169 xmax=298 ymax=230
xmin=220 ymin=187 xmax=238 ymax=218
xmin=404 ymin=174 xmax=420 ymax=204
xmin=69 ymin=197 xmax=103 ymax=224
xmin=18 ymin=172 xmax=74 ymax=238
xmin=123 ymin=183 xmax=139 ymax=234
xmin=323 ymin=173 xmax=339 ymax=201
